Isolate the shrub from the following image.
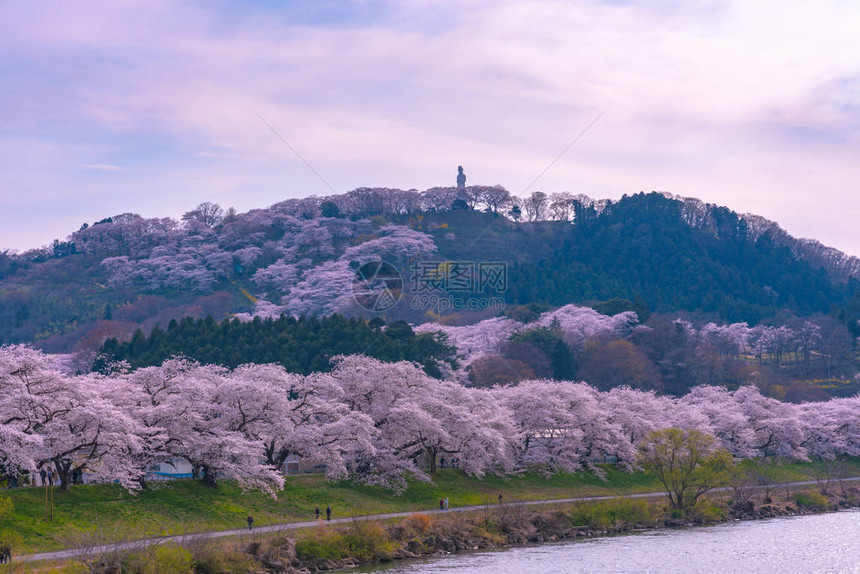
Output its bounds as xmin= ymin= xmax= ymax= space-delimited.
xmin=605 ymin=498 xmax=654 ymax=526
xmin=570 ymin=503 xmax=612 ymax=530
xmin=295 ymin=528 xmax=346 ymax=561
xmin=0 ymin=528 xmax=22 ymax=555
xmin=191 ymin=543 xmax=258 ymax=574
xmin=690 ymin=501 xmax=725 ymax=523
xmin=569 ymin=498 xmax=654 ymax=530
xmin=794 ymin=491 xmax=830 ymax=510
xmin=342 ymin=522 xmax=397 ymax=561
xmin=404 ymin=513 xmax=432 ymax=533
xmin=125 ymin=544 xmax=195 ymax=574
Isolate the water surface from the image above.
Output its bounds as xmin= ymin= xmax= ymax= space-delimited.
xmin=362 ymin=509 xmax=860 ymax=573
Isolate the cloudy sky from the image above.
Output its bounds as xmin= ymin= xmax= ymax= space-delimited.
xmin=2 ymin=0 xmax=860 ymax=254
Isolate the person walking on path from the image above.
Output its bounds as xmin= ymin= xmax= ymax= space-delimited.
xmin=315 ymin=506 xmax=320 ymax=520
xmin=498 ymin=493 xmax=504 ymax=504
xmin=246 ymin=514 xmax=254 ymax=531
xmin=439 ymin=498 xmax=445 ymax=511
xmin=326 ymin=505 xmax=332 ymax=521
xmin=444 ymin=497 xmax=449 ymax=510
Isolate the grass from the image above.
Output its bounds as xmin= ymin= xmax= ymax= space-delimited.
xmin=3 ymin=458 xmax=860 ymax=554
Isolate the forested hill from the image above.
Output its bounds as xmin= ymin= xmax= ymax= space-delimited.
xmin=506 ymin=193 xmax=853 ymax=322
xmin=2 ymin=188 xmax=860 ymax=352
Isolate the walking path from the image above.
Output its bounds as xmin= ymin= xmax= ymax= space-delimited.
xmin=16 ymin=477 xmax=860 ymax=564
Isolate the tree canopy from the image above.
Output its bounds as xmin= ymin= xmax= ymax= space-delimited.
xmin=97 ymin=315 xmax=454 ymax=377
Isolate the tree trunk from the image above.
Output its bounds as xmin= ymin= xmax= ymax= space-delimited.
xmin=427 ymin=447 xmax=437 ymax=475
xmin=201 ymin=466 xmax=218 ymax=487
xmin=54 ymin=460 xmax=72 ymax=491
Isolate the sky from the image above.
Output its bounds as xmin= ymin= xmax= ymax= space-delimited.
xmin=2 ymin=0 xmax=860 ymax=254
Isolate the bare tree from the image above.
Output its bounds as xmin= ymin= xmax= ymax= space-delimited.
xmin=421 ymin=187 xmax=459 ymax=212
xmin=478 ymin=186 xmax=512 ymax=213
xmin=548 ymin=192 xmax=575 ymax=221
xmin=523 ymin=192 xmax=548 ymax=221
xmin=182 ymin=202 xmax=224 ymax=228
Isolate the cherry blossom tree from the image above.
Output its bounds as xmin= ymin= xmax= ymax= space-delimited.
xmin=0 ymin=346 xmax=145 ymax=490
xmin=282 ymin=260 xmax=356 ymax=317
xmin=339 ymin=225 xmax=436 ymax=265
xmin=9 ymin=338 xmax=860 ymax=497
xmin=700 ymin=322 xmax=751 ymax=357
xmin=122 ymin=359 xmax=284 ymax=495
xmin=251 ymin=260 xmax=300 ymax=292
xmin=0 ymin=425 xmax=41 ymax=478
xmin=537 ymin=305 xmax=638 ymax=352
xmin=497 ymin=380 xmax=637 ymax=474
xmin=732 ymin=385 xmax=806 ymax=459
xmin=680 ymin=386 xmax=756 ymax=457
xmin=318 ymin=355 xmax=514 ymax=490
xmin=414 ymin=316 xmax=518 ymax=381
xmin=602 ymin=386 xmax=675 ymax=447
xmin=223 ymin=363 xmax=375 ymax=482
xmin=42 ymin=373 xmax=146 ymax=490
xmin=798 ymin=397 xmax=860 ymax=460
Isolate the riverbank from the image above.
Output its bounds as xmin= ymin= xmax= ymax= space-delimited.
xmin=6 ymin=458 xmax=859 ymax=556
xmin=200 ymin=483 xmax=860 ymax=573
xmin=3 ymin=466 xmax=665 ymax=555
xmin=15 ymin=478 xmax=860 ymax=572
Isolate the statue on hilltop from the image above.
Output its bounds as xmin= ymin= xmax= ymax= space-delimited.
xmin=456 ymin=166 xmax=466 ymax=188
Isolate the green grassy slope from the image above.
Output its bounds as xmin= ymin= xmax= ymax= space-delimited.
xmin=4 ymin=459 xmax=858 ymax=554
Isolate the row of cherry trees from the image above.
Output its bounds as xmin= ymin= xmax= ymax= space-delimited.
xmin=3 ymin=345 xmax=860 ymax=495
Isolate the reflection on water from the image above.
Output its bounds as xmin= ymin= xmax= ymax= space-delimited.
xmin=360 ymin=509 xmax=860 ymax=573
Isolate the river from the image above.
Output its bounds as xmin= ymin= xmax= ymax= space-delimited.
xmin=360 ymin=509 xmax=860 ymax=573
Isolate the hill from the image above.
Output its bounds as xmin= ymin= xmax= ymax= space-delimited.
xmin=2 ymin=188 xmax=859 ymax=354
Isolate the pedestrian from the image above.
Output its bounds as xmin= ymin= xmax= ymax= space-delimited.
xmin=440 ymin=456 xmax=446 ymax=468
xmin=0 ymin=541 xmax=10 ymax=564
xmin=247 ymin=514 xmax=254 ymax=531
xmin=440 ymin=498 xmax=445 ymax=511
xmin=444 ymin=496 xmax=449 ymax=510
xmin=315 ymin=506 xmax=320 ymax=520
xmin=39 ymin=469 xmax=46 ymax=486
xmin=498 ymin=493 xmax=503 ymax=504
xmin=326 ymin=505 xmax=332 ymax=521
